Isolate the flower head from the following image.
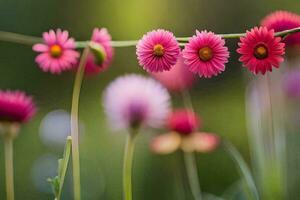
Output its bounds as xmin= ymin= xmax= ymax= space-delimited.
xmin=237 ymin=27 xmax=285 ymax=74
xmin=261 ymin=10 xmax=300 ymax=46
xmin=150 ymin=108 xmax=219 ymax=154
xmin=182 ymin=30 xmax=230 ymax=78
xmin=85 ymin=28 xmax=114 ymax=75
xmin=0 ymin=90 xmax=36 ymax=123
xmin=136 ymin=29 xmax=180 ymax=72
xmin=103 ymin=74 xmax=171 ymax=130
xmin=33 ymin=29 xmax=80 ymax=74
xmin=283 ymin=68 xmax=300 ymax=98
xmin=167 ymin=109 xmax=201 ymax=135
xmin=151 ymin=54 xmax=196 ymax=92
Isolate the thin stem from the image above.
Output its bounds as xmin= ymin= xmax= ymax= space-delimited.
xmin=183 ymin=152 xmax=202 ymax=200
xmin=223 ymin=140 xmax=259 ymax=200
xmin=70 ymin=46 xmax=90 ymax=200
xmin=0 ymin=27 xmax=300 ymax=47
xmin=4 ymin=136 xmax=14 ymax=200
xmin=0 ymin=31 xmax=41 ymax=45
xmin=123 ymin=133 xmax=137 ymax=200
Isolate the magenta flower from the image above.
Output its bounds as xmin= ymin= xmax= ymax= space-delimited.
xmin=261 ymin=10 xmax=300 ymax=46
xmin=136 ymin=29 xmax=180 ymax=72
xmin=33 ymin=29 xmax=80 ymax=74
xmin=0 ymin=90 xmax=36 ymax=123
xmin=182 ymin=30 xmax=230 ymax=78
xmin=150 ymin=109 xmax=219 ymax=154
xmin=283 ymin=68 xmax=300 ymax=98
xmin=103 ymin=74 xmax=171 ymax=130
xmin=151 ymin=54 xmax=196 ymax=92
xmin=84 ymin=28 xmax=114 ymax=75
xmin=167 ymin=109 xmax=201 ymax=135
xmin=237 ymin=27 xmax=285 ymax=75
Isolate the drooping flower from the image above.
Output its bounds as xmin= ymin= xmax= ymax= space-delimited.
xmin=0 ymin=90 xmax=36 ymax=123
xmin=283 ymin=68 xmax=300 ymax=98
xmin=33 ymin=29 xmax=80 ymax=74
xmin=150 ymin=54 xmax=196 ymax=92
xmin=103 ymin=74 xmax=171 ymax=130
xmin=261 ymin=10 xmax=300 ymax=46
xmin=237 ymin=27 xmax=285 ymax=75
xmin=136 ymin=29 xmax=181 ymax=72
xmin=84 ymin=28 xmax=114 ymax=75
xmin=182 ymin=30 xmax=230 ymax=78
xmin=150 ymin=109 xmax=219 ymax=154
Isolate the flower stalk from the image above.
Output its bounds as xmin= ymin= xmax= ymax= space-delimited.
xmin=123 ymin=131 xmax=137 ymax=200
xmin=1 ymin=27 xmax=300 ymax=48
xmin=70 ymin=46 xmax=90 ymax=200
xmin=4 ymin=135 xmax=14 ymax=200
xmin=183 ymin=152 xmax=203 ymax=200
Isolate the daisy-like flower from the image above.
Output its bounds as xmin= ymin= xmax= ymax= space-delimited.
xmin=85 ymin=28 xmax=114 ymax=75
xmin=0 ymin=90 xmax=36 ymax=123
xmin=283 ymin=68 xmax=300 ymax=98
xmin=103 ymin=74 xmax=171 ymax=130
xmin=151 ymin=54 xmax=196 ymax=92
xmin=150 ymin=109 xmax=219 ymax=154
xmin=136 ymin=29 xmax=181 ymax=72
xmin=237 ymin=27 xmax=285 ymax=75
xmin=182 ymin=30 xmax=230 ymax=78
xmin=33 ymin=29 xmax=80 ymax=74
xmin=261 ymin=10 xmax=300 ymax=46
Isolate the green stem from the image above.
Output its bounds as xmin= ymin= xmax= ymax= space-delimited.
xmin=0 ymin=27 xmax=300 ymax=47
xmin=70 ymin=46 xmax=90 ymax=200
xmin=183 ymin=152 xmax=202 ymax=200
xmin=222 ymin=140 xmax=259 ymax=200
xmin=4 ymin=136 xmax=14 ymax=200
xmin=123 ymin=133 xmax=137 ymax=200
xmin=0 ymin=31 xmax=41 ymax=45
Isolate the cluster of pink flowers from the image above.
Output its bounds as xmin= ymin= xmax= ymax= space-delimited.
xmin=30 ymin=10 xmax=300 ymax=80
xmin=137 ymin=27 xmax=285 ymax=77
xmin=33 ymin=28 xmax=114 ymax=75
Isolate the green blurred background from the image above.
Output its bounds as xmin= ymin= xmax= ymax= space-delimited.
xmin=0 ymin=0 xmax=299 ymax=199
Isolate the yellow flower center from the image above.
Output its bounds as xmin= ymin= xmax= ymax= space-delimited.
xmin=153 ymin=44 xmax=165 ymax=57
xmin=199 ymin=47 xmax=213 ymax=61
xmin=254 ymin=44 xmax=268 ymax=59
xmin=50 ymin=44 xmax=62 ymax=58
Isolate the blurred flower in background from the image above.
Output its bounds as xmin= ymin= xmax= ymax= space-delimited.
xmin=150 ymin=54 xmax=196 ymax=93
xmin=103 ymin=74 xmax=171 ymax=130
xmin=261 ymin=10 xmax=300 ymax=46
xmin=39 ymin=109 xmax=85 ymax=149
xmin=151 ymin=109 xmax=219 ymax=154
xmin=283 ymin=68 xmax=300 ymax=98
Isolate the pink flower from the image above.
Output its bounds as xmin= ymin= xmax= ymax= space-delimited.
xmin=150 ymin=109 xmax=219 ymax=154
xmin=103 ymin=74 xmax=171 ymax=130
xmin=85 ymin=28 xmax=114 ymax=75
xmin=237 ymin=27 xmax=285 ymax=75
xmin=182 ymin=30 xmax=230 ymax=78
xmin=261 ymin=10 xmax=300 ymax=46
xmin=33 ymin=29 xmax=80 ymax=74
xmin=0 ymin=90 xmax=36 ymax=123
xmin=167 ymin=109 xmax=201 ymax=135
xmin=150 ymin=54 xmax=196 ymax=92
xmin=136 ymin=29 xmax=180 ymax=72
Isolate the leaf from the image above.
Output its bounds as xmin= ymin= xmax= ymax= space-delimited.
xmin=47 ymin=136 xmax=72 ymax=200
